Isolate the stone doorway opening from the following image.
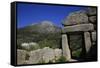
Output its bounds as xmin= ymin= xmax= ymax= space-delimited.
xmin=67 ymin=32 xmax=85 ymax=60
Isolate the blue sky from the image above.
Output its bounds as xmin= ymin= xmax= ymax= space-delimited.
xmin=17 ymin=3 xmax=85 ymax=28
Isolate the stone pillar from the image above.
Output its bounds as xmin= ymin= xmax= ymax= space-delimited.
xmin=62 ymin=34 xmax=71 ymax=60
xmin=84 ymin=32 xmax=92 ymax=53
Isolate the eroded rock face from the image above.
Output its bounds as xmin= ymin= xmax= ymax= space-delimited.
xmin=63 ymin=11 xmax=88 ymax=26
xmin=17 ymin=49 xmax=28 ymax=65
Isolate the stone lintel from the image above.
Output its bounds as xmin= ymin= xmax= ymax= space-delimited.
xmin=62 ymin=23 xmax=94 ymax=33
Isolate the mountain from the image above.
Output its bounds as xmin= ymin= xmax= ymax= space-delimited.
xmin=17 ymin=21 xmax=62 ymax=49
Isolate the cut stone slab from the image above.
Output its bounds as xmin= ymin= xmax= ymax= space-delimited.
xmin=62 ymin=10 xmax=88 ymax=26
xmin=62 ymin=23 xmax=94 ymax=33
xmin=84 ymin=32 xmax=92 ymax=53
xmin=91 ymin=31 xmax=96 ymax=42
xmin=62 ymin=34 xmax=71 ymax=60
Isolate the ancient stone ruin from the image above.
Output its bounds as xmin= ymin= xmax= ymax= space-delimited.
xmin=62 ymin=7 xmax=97 ymax=61
xmin=17 ymin=47 xmax=62 ymax=65
xmin=17 ymin=7 xmax=97 ymax=65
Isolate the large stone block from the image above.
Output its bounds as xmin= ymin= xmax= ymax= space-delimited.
xmin=84 ymin=32 xmax=92 ymax=53
xmin=17 ymin=49 xmax=28 ymax=65
xmin=62 ymin=34 xmax=71 ymax=60
xmin=54 ymin=49 xmax=62 ymax=60
xmin=28 ymin=49 xmax=43 ymax=64
xmin=91 ymin=31 xmax=96 ymax=42
xmin=62 ymin=11 xmax=88 ymax=26
xmin=62 ymin=23 xmax=94 ymax=33
xmin=42 ymin=47 xmax=55 ymax=63
xmin=28 ymin=47 xmax=62 ymax=64
xmin=89 ymin=16 xmax=96 ymax=23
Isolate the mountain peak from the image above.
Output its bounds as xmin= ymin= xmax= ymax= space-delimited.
xmin=40 ymin=20 xmax=54 ymax=27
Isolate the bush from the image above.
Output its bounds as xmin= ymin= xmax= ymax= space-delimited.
xmin=56 ymin=56 xmax=67 ymax=62
xmin=38 ymin=39 xmax=59 ymax=49
xmin=72 ymin=48 xmax=82 ymax=58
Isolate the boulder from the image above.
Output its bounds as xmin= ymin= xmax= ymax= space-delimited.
xmin=28 ymin=49 xmax=43 ymax=64
xmin=42 ymin=47 xmax=55 ymax=63
xmin=17 ymin=49 xmax=28 ymax=65
xmin=54 ymin=49 xmax=62 ymax=60
xmin=28 ymin=47 xmax=62 ymax=64
xmin=63 ymin=11 xmax=88 ymax=26
xmin=62 ymin=23 xmax=94 ymax=33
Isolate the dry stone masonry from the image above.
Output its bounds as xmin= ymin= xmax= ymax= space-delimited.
xmin=62 ymin=7 xmax=97 ymax=60
xmin=17 ymin=47 xmax=62 ymax=65
xmin=17 ymin=7 xmax=97 ymax=65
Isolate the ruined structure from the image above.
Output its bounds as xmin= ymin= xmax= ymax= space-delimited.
xmin=62 ymin=7 xmax=97 ymax=61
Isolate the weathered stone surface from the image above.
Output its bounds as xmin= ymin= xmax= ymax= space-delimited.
xmin=17 ymin=49 xmax=28 ymax=65
xmin=28 ymin=47 xmax=62 ymax=64
xmin=54 ymin=49 xmax=62 ymax=60
xmin=91 ymin=31 xmax=96 ymax=42
xmin=84 ymin=32 xmax=92 ymax=53
xmin=87 ymin=7 xmax=97 ymax=15
xmin=28 ymin=49 xmax=42 ymax=64
xmin=63 ymin=11 xmax=88 ymax=26
xmin=62 ymin=34 xmax=71 ymax=60
xmin=89 ymin=16 xmax=96 ymax=23
xmin=42 ymin=47 xmax=55 ymax=63
xmin=62 ymin=23 xmax=94 ymax=33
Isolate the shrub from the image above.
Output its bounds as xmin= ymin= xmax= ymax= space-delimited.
xmin=56 ymin=56 xmax=67 ymax=62
xmin=72 ymin=48 xmax=82 ymax=58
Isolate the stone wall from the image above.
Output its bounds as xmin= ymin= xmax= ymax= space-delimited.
xmin=17 ymin=47 xmax=62 ymax=65
xmin=62 ymin=7 xmax=97 ymax=60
